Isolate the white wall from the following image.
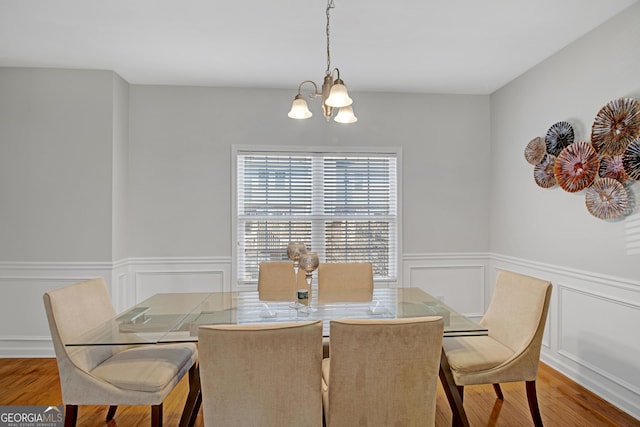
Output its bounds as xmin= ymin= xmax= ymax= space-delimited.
xmin=0 ymin=72 xmax=491 ymax=355
xmin=490 ymin=4 xmax=640 ymax=279
xmin=0 ymin=68 xmax=126 ymax=355
xmin=0 ymin=68 xmax=115 ymax=262
xmin=127 ymin=87 xmax=490 ymax=257
xmin=490 ymin=2 xmax=640 ymax=418
xmin=112 ymin=73 xmax=130 ymax=262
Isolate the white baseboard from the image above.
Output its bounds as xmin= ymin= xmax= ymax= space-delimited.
xmin=0 ymin=337 xmax=54 ymax=358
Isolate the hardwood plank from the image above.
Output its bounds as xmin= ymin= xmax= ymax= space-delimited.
xmin=434 ymin=363 xmax=640 ymax=426
xmin=0 ymin=358 xmax=204 ymax=426
xmin=0 ymin=359 xmax=637 ymax=426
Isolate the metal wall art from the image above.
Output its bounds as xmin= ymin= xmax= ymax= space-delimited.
xmin=623 ymin=138 xmax=640 ymax=181
xmin=545 ymin=121 xmax=575 ymax=156
xmin=554 ymin=141 xmax=599 ymax=192
xmin=591 ymin=98 xmax=640 ymax=156
xmin=599 ymin=155 xmax=629 ymax=184
xmin=525 ymin=137 xmax=547 ymax=165
xmin=585 ymin=178 xmax=629 ymax=220
xmin=524 ymin=97 xmax=639 ymax=220
xmin=534 ymin=154 xmax=557 ymax=188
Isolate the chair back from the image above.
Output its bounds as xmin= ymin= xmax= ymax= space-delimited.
xmin=318 ymin=262 xmax=373 ymax=290
xmin=258 ymin=261 xmax=306 ymax=299
xmin=43 ymin=279 xmax=118 ymax=377
xmin=326 ymin=317 xmax=443 ymax=427
xmin=199 ymin=320 xmax=323 ymax=427
xmin=481 ymin=270 xmax=552 ymax=357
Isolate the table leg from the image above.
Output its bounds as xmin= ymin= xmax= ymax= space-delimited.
xmin=439 ymin=348 xmax=469 ymax=427
xmin=179 ymin=363 xmax=202 ymax=427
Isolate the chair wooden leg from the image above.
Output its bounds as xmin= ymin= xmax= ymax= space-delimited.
xmin=64 ymin=405 xmax=77 ymax=427
xmin=106 ymin=405 xmax=117 ymax=421
xmin=493 ymin=383 xmax=504 ymax=400
xmin=322 ymin=340 xmax=330 ymax=359
xmin=526 ymin=380 xmax=544 ymax=427
xmin=438 ymin=349 xmax=470 ymax=427
xmin=151 ymin=404 xmax=163 ymax=427
xmin=457 ymin=385 xmax=464 ymax=403
xmin=179 ymin=363 xmax=202 ymax=427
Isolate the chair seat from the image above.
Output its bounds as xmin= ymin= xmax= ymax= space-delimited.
xmin=443 ymin=336 xmax=514 ymax=373
xmin=91 ymin=343 xmax=197 ymax=393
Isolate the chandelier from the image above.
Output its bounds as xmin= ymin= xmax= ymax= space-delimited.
xmin=287 ymin=0 xmax=357 ymax=123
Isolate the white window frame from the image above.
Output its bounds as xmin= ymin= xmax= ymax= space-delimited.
xmin=231 ymin=145 xmax=402 ymax=290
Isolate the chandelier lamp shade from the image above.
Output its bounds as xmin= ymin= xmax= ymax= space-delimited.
xmin=287 ymin=0 xmax=357 ymax=123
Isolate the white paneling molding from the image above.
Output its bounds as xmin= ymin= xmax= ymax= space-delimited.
xmin=127 ymin=257 xmax=232 ymax=305
xmin=1 ymin=254 xmax=638 ymax=419
xmin=403 ymin=252 xmax=490 ymax=320
xmin=558 ymin=285 xmax=640 ymax=395
xmin=0 ymin=262 xmax=114 ymax=358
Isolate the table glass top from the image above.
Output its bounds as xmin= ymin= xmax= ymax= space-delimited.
xmin=66 ymin=287 xmax=487 ymax=346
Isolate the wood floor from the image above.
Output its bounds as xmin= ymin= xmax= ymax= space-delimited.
xmin=0 ymin=358 xmax=637 ymax=426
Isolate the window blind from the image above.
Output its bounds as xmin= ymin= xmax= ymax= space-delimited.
xmin=236 ymin=150 xmax=397 ymax=283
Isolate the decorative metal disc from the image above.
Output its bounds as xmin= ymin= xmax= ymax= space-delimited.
xmin=622 ymin=138 xmax=640 ymax=181
xmin=534 ymin=154 xmax=557 ymax=188
xmin=599 ymin=155 xmax=629 ymax=184
xmin=591 ymin=97 xmax=640 ymax=156
xmin=524 ymin=137 xmax=547 ymax=165
xmin=545 ymin=121 xmax=574 ymax=156
xmin=585 ymin=177 xmax=629 ymax=220
xmin=554 ymin=141 xmax=599 ymax=193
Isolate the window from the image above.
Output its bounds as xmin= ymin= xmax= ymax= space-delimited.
xmin=234 ymin=147 xmax=399 ymax=284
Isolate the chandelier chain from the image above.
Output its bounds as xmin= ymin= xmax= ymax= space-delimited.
xmin=325 ymin=0 xmax=335 ymax=75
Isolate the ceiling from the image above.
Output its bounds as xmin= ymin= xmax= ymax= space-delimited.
xmin=0 ymin=0 xmax=637 ymax=95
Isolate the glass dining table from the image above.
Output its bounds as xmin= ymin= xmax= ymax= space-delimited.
xmin=67 ymin=287 xmax=485 ymax=427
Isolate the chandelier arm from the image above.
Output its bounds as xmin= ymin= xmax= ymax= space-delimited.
xmin=297 ymin=80 xmax=321 ymax=99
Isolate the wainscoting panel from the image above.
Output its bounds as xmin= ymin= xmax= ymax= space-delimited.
xmin=2 ymin=254 xmax=638 ymax=419
xmin=0 ymin=262 xmax=114 ymax=357
xmin=558 ymin=285 xmax=640 ymax=395
xmin=403 ymin=253 xmax=490 ymax=319
xmin=112 ymin=260 xmax=130 ymax=313
xmin=0 ymin=258 xmax=232 ymax=357
xmin=134 ymin=271 xmax=225 ymax=302
xmin=127 ymin=257 xmax=232 ymax=307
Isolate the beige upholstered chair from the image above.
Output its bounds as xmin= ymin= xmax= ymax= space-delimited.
xmin=317 ymin=262 xmax=374 ymax=358
xmin=258 ymin=261 xmax=306 ymax=300
xmin=199 ymin=320 xmax=323 ymax=427
xmin=317 ymin=262 xmax=374 ymax=295
xmin=443 ymin=270 xmax=552 ymax=427
xmin=43 ymin=278 xmax=198 ymax=427
xmin=322 ymin=317 xmax=444 ymax=427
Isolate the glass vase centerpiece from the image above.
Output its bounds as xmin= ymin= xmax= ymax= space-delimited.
xmin=287 ymin=242 xmax=307 ymax=309
xmin=298 ymin=252 xmax=319 ymax=313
